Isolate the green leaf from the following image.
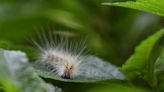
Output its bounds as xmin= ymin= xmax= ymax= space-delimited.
xmin=34 ymin=56 xmax=125 ymax=83
xmin=0 ymin=49 xmax=62 ymax=92
xmin=121 ymin=29 xmax=164 ymax=71
xmin=120 ymin=29 xmax=164 ymax=88
xmin=102 ymin=0 xmax=164 ymax=16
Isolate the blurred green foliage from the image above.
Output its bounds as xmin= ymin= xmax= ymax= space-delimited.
xmin=0 ymin=0 xmax=163 ymax=65
xmin=0 ymin=0 xmax=164 ymax=92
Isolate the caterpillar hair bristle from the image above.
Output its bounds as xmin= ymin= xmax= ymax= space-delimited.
xmin=32 ymin=30 xmax=87 ymax=79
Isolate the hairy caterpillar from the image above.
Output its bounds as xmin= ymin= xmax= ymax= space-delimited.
xmin=33 ymin=31 xmax=87 ymax=79
xmin=32 ymin=30 xmax=125 ymax=80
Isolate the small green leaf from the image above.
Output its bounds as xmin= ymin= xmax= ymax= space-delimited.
xmin=102 ymin=0 xmax=164 ymax=16
xmin=34 ymin=56 xmax=125 ymax=83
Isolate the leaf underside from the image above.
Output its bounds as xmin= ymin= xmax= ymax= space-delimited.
xmin=0 ymin=49 xmax=62 ymax=92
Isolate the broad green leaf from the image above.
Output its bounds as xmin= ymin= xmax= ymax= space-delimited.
xmin=34 ymin=56 xmax=126 ymax=83
xmin=102 ymin=0 xmax=164 ymax=16
xmin=120 ymin=29 xmax=164 ymax=87
xmin=0 ymin=49 xmax=62 ymax=92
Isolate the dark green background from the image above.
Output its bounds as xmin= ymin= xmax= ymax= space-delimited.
xmin=0 ymin=0 xmax=163 ymax=92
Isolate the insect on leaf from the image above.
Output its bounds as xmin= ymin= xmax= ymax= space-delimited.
xmin=34 ymin=55 xmax=126 ymax=83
